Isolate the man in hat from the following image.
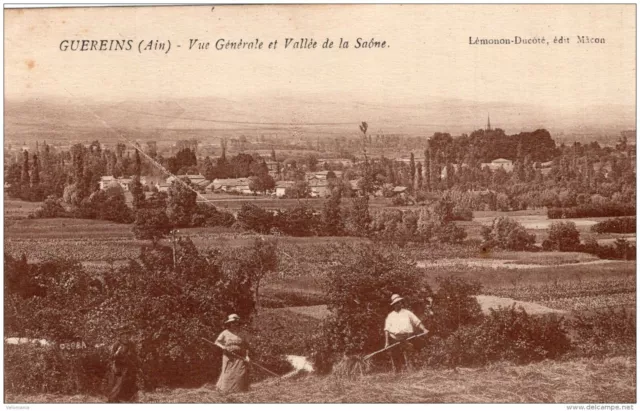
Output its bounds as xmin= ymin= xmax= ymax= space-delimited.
xmin=107 ymin=324 xmax=139 ymax=403
xmin=384 ymin=294 xmax=428 ymax=372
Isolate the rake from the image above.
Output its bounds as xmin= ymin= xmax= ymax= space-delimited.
xmin=363 ymin=331 xmax=429 ymax=361
xmin=201 ymin=337 xmax=281 ymax=378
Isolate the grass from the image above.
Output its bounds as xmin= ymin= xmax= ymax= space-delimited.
xmin=6 ymin=356 xmax=635 ymax=403
xmin=4 ymin=199 xmax=43 ymax=220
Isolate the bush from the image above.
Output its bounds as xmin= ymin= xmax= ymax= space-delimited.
xmin=4 ymin=345 xmax=110 ymax=395
xmin=548 ymin=203 xmax=635 ymax=219
xmin=275 ymin=205 xmax=319 ymax=236
xmin=568 ymin=307 xmax=636 ymax=358
xmin=435 ymin=222 xmax=467 ymax=244
xmin=424 ymin=306 xmax=571 ymax=367
xmin=481 ymin=217 xmax=536 ymax=251
xmin=4 ymin=240 xmax=268 ymax=394
xmin=321 ymin=244 xmax=433 ymax=356
xmin=545 ymin=221 xmax=581 ymax=251
xmin=236 ymin=203 xmax=275 ymax=234
xmin=33 ymin=196 xmax=68 ymax=218
xmin=591 ymin=217 xmax=636 ymax=234
xmin=452 ymin=205 xmax=473 ymax=221
xmin=428 ymin=276 xmax=484 ymax=338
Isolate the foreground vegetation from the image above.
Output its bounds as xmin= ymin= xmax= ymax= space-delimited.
xmin=6 ymin=356 xmax=635 ymax=403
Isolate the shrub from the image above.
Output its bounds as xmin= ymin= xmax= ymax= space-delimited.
xmin=275 ymin=205 xmax=319 ymax=236
xmin=236 ymin=203 xmax=275 ymax=234
xmin=591 ymin=217 xmax=636 ymax=234
xmin=568 ymin=307 xmax=636 ymax=358
xmin=321 ymin=244 xmax=433 ymax=356
xmin=435 ymin=222 xmax=467 ymax=244
xmin=432 ymin=306 xmax=571 ymax=367
xmin=452 ymin=205 xmax=473 ymax=221
xmin=4 ymin=345 xmax=110 ymax=395
xmin=546 ymin=221 xmax=581 ymax=251
xmin=4 ymin=241 xmax=267 ymax=394
xmin=481 ymin=217 xmax=535 ymax=251
xmin=33 ymin=196 xmax=68 ymax=218
xmin=429 ymin=276 xmax=483 ymax=337
xmin=548 ymin=203 xmax=635 ymax=219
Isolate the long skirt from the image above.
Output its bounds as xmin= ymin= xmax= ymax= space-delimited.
xmin=216 ymin=354 xmax=250 ymax=393
xmin=108 ymin=367 xmax=138 ymax=403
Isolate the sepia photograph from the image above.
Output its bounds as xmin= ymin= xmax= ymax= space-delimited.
xmin=3 ymin=3 xmax=637 ymax=406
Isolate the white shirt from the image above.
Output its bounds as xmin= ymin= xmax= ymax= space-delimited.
xmin=384 ymin=308 xmax=422 ymax=337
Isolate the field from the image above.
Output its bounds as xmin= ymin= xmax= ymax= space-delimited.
xmin=4 ymin=198 xmax=636 ymax=403
xmin=4 ymin=199 xmax=636 ymax=314
xmin=6 ymin=356 xmax=635 ymax=403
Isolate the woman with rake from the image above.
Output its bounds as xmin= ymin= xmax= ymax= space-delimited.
xmin=214 ymin=314 xmax=252 ymax=393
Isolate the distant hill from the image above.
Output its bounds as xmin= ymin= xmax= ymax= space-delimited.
xmin=4 ymin=95 xmax=635 ymax=145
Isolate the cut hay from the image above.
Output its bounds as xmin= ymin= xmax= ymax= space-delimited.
xmin=5 ymin=356 xmax=636 ymax=403
xmin=332 ymin=355 xmax=372 ymax=379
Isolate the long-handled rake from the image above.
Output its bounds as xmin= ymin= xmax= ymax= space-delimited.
xmin=363 ymin=331 xmax=429 ymax=361
xmin=201 ymin=337 xmax=281 ymax=378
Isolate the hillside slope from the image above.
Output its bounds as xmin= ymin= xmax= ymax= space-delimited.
xmin=7 ymin=356 xmax=635 ymax=404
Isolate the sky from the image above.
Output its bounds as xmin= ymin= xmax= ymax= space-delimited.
xmin=4 ymin=5 xmax=636 ymax=114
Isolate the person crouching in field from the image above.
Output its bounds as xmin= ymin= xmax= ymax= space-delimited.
xmin=384 ymin=294 xmax=428 ymax=373
xmin=214 ymin=314 xmax=251 ymax=393
xmin=107 ymin=324 xmax=139 ymax=403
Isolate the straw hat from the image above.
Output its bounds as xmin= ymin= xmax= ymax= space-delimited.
xmin=224 ymin=314 xmax=241 ymax=324
xmin=390 ymin=294 xmax=405 ymax=306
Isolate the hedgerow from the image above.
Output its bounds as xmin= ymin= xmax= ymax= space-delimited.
xmin=591 ymin=217 xmax=636 ymax=234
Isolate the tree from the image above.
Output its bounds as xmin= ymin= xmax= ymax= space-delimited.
xmin=322 ymin=193 xmax=344 ymax=236
xmin=249 ymin=174 xmax=276 ymax=195
xmin=424 ymin=148 xmax=431 ymax=191
xmin=167 ymin=178 xmax=197 ymax=228
xmin=21 ymin=151 xmax=30 ymax=186
xmin=481 ymin=217 xmax=536 ymax=251
xmin=236 ymin=203 xmax=275 ymax=234
xmin=132 ymin=208 xmax=172 ymax=245
xmin=416 ymin=162 xmax=423 ymax=190
xmin=345 ymin=196 xmax=371 ymax=236
xmin=285 ymin=180 xmax=310 ymax=199
xmin=30 ymin=154 xmax=40 ymax=186
xmin=130 ymin=175 xmax=146 ymax=211
xmin=248 ymin=238 xmax=278 ymax=309
xmin=133 ymin=149 xmax=142 ymax=176
xmin=270 ymin=148 xmax=277 ymax=162
xmin=545 ymin=221 xmax=581 ymax=251
xmin=409 ymin=153 xmax=416 ymax=190
xmin=201 ymin=156 xmax=216 ymax=181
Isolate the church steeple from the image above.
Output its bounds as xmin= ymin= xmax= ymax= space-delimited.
xmin=486 ymin=114 xmax=492 ymax=131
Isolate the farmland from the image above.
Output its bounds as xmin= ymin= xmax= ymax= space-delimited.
xmin=4 ymin=198 xmax=636 ymax=404
xmin=5 ymin=200 xmax=636 ymax=312
xmin=5 ymin=355 xmax=635 ymax=403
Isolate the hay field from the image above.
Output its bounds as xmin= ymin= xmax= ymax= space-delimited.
xmin=6 ymin=356 xmax=635 ymax=403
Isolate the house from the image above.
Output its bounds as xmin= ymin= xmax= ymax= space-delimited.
xmin=308 ymin=178 xmax=330 ymax=198
xmin=99 ymin=176 xmax=146 ymax=191
xmin=305 ymin=170 xmax=343 ymax=181
xmin=481 ymin=158 xmax=514 ymax=172
xmin=265 ymin=161 xmax=280 ymax=177
xmin=166 ymin=174 xmax=206 ymax=186
xmin=275 ymin=181 xmax=295 ymax=198
xmin=156 ymin=182 xmax=170 ymax=192
xmin=396 ymin=156 xmax=425 ymax=165
xmin=440 ymin=164 xmax=467 ymax=180
xmin=317 ymin=158 xmax=354 ymax=167
xmin=349 ymin=179 xmax=362 ymax=195
xmin=208 ymin=178 xmax=252 ymax=194
xmin=392 ymin=186 xmax=408 ymax=195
